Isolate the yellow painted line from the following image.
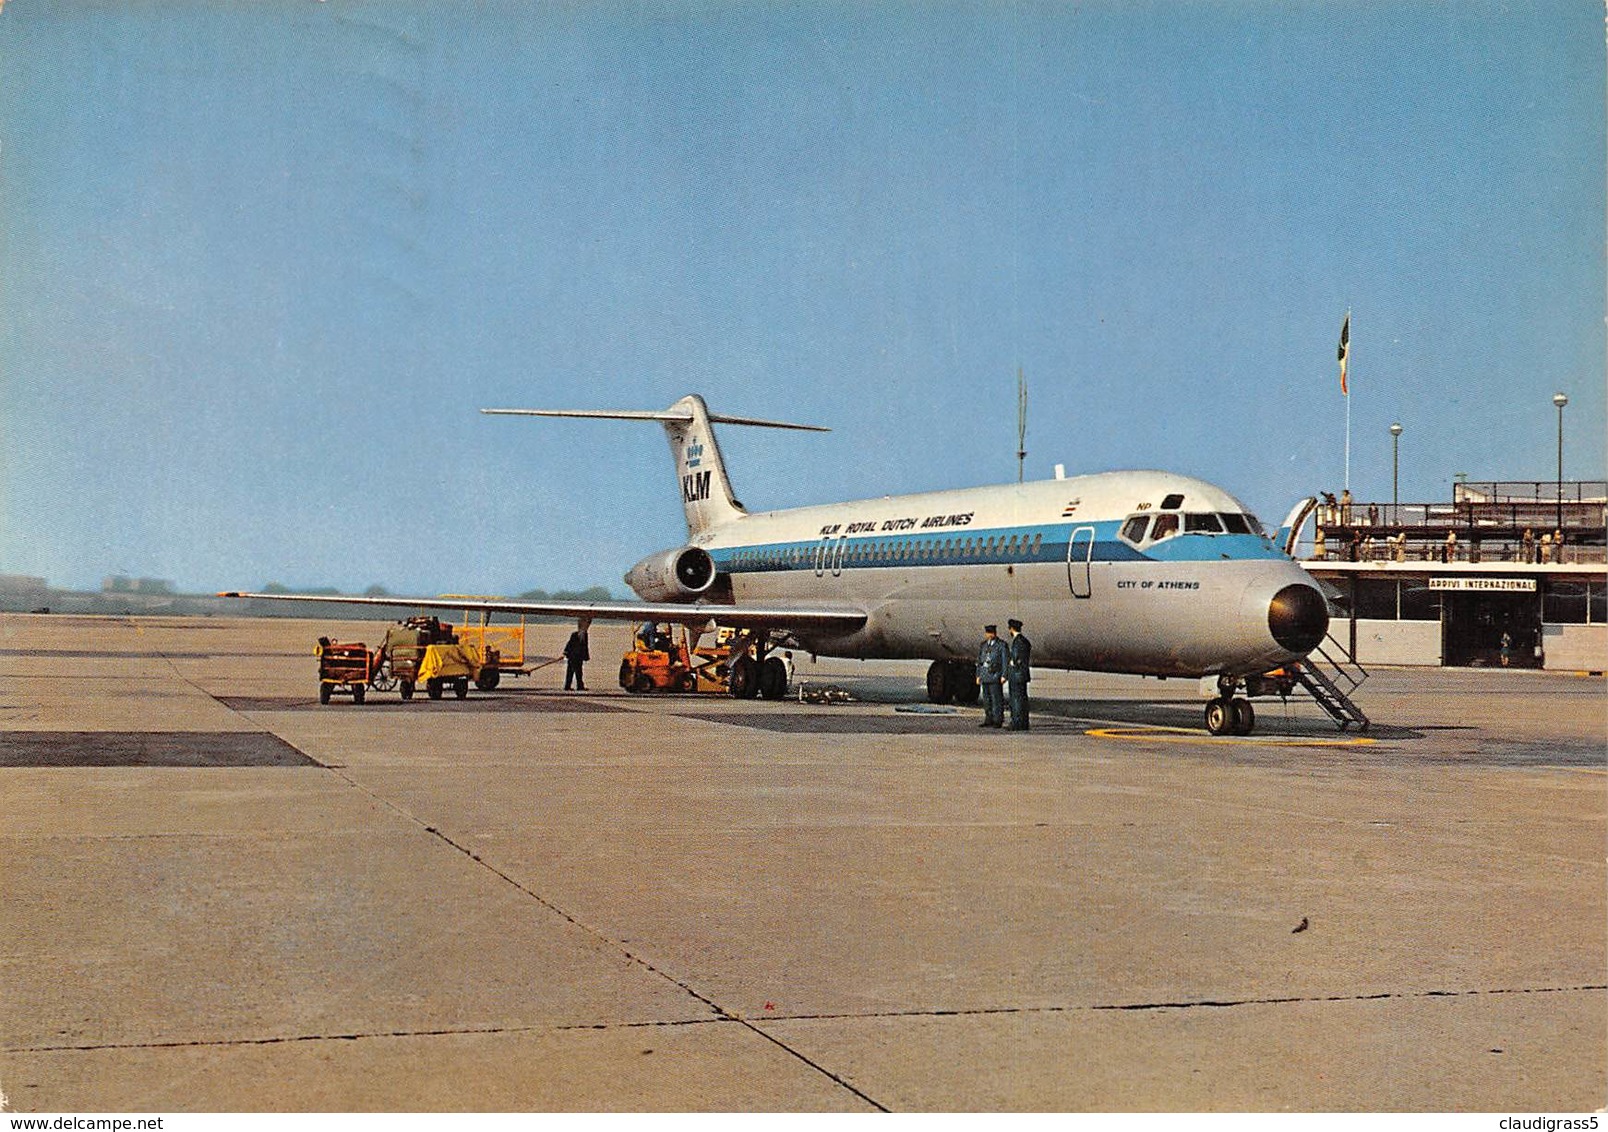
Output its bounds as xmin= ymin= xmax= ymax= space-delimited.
xmin=1086 ymin=725 xmax=1377 ymax=748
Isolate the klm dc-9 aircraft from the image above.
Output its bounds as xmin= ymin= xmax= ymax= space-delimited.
xmin=226 ymin=395 xmax=1332 ymax=734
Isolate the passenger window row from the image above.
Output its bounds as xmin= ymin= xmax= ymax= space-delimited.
xmin=728 ymin=533 xmax=1048 ymax=569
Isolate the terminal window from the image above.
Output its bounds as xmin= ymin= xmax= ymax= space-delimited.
xmin=1399 ymin=583 xmax=1444 ymax=621
xmin=1544 ymin=582 xmax=1588 ymax=624
xmin=1353 ymin=579 xmax=1398 ymax=620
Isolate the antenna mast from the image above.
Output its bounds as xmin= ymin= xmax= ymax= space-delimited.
xmin=1016 ymin=366 xmax=1027 ymax=483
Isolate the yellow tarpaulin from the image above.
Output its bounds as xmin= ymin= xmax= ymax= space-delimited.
xmin=416 ymin=642 xmax=482 ymax=682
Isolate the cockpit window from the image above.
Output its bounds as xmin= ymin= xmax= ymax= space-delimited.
xmin=1120 ymin=515 xmax=1150 ymax=543
xmin=1160 ymin=493 xmax=1185 ymax=510
xmin=1150 ymin=513 xmax=1180 ymax=541
xmin=1219 ymin=513 xmax=1252 ymax=535
xmin=1184 ymin=513 xmax=1224 ymax=533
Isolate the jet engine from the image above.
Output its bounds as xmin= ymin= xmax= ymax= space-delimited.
xmin=624 ymin=546 xmax=717 ymax=602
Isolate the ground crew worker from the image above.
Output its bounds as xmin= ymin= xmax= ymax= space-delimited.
xmin=563 ymin=628 xmax=590 ymax=691
xmin=975 ymin=625 xmax=1006 ymax=728
xmin=1006 ymin=618 xmax=1032 ymax=731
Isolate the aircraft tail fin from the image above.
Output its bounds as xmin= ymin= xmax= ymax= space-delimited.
xmin=482 ymin=395 xmax=828 ymax=537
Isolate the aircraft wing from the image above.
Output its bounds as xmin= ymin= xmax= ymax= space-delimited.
xmin=218 ymin=591 xmax=868 ymax=634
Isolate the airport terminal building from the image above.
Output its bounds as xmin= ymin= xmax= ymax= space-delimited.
xmin=1300 ymin=480 xmax=1606 ymax=672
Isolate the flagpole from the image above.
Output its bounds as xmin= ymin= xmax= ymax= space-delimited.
xmin=1344 ymin=376 xmax=1351 ymax=492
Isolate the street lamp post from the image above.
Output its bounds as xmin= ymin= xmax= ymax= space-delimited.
xmin=1389 ymin=422 xmax=1403 ymax=520
xmin=1553 ymin=392 xmax=1568 ymax=533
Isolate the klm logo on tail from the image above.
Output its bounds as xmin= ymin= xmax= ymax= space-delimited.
xmin=685 ymin=440 xmax=705 ymax=469
xmin=682 ymin=469 xmax=712 ymax=502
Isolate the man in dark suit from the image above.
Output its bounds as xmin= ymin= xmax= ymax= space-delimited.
xmin=563 ymin=628 xmax=590 ymax=691
xmin=1006 ymin=618 xmax=1031 ymax=731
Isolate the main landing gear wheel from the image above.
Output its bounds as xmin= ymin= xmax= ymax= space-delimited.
xmin=728 ymin=654 xmax=760 ymax=699
xmin=927 ymin=660 xmax=980 ymax=705
xmin=759 ymin=656 xmax=788 ymax=700
xmin=950 ymin=661 xmax=980 ymax=705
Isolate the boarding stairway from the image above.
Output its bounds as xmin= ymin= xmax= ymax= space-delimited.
xmin=1289 ymin=634 xmax=1371 ymax=731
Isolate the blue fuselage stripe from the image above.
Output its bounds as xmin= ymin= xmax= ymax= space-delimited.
xmin=709 ymin=521 xmax=1283 ymax=573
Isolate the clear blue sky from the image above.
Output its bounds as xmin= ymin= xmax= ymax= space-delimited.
xmin=2 ymin=1 xmax=1602 ymax=595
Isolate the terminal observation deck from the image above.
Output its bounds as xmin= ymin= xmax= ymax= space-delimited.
xmin=1308 ymin=480 xmax=1606 ymax=566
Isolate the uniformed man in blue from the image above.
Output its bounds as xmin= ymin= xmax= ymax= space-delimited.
xmin=975 ymin=624 xmax=1007 ymax=727
xmin=1006 ymin=618 xmax=1032 ymax=730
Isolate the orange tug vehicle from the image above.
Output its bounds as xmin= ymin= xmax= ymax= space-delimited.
xmin=618 ymin=623 xmax=725 ymax=694
xmin=315 ymin=616 xmax=503 ymax=704
xmin=618 ymin=623 xmax=791 ymax=699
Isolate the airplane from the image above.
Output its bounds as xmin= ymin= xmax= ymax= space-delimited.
xmin=224 ymin=394 xmax=1332 ymax=735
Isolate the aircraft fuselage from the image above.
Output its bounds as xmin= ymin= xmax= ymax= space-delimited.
xmin=688 ymin=470 xmax=1324 ymax=679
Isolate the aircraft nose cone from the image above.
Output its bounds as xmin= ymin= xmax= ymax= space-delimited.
xmin=1268 ymin=583 xmax=1329 ymax=654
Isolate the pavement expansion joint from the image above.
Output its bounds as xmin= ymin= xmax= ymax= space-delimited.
xmin=408 ymin=809 xmax=892 ymax=1111
xmin=8 ymin=1022 xmax=626 ymax=1056
xmin=747 ymin=982 xmax=1608 ymax=1025
xmin=268 ymin=743 xmax=891 ymax=1112
xmin=13 ymin=984 xmax=1602 ymax=1057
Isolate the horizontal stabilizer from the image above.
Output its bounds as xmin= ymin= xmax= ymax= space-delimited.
xmin=481 ymin=407 xmax=829 ymax=432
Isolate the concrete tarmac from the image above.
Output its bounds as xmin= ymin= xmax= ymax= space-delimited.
xmin=1 ymin=613 xmax=1602 ymax=1111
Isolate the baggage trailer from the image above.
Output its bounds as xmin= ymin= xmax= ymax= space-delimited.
xmin=315 ymin=638 xmax=376 ymax=705
xmin=448 ymin=600 xmax=533 ymax=685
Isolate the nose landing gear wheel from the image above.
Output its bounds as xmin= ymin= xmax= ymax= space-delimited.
xmin=1205 ymin=696 xmax=1256 ymax=736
